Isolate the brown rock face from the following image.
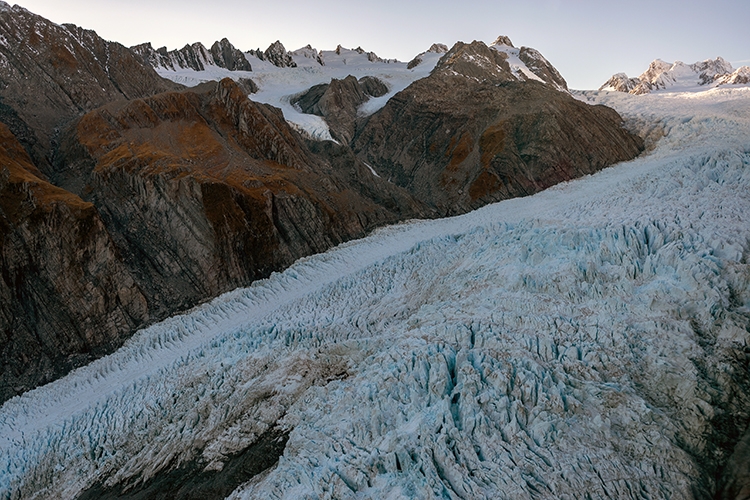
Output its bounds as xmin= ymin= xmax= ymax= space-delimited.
xmin=55 ymin=78 xmax=426 ymax=328
xmin=354 ymin=41 xmax=644 ymax=214
xmin=0 ymin=123 xmax=149 ymax=401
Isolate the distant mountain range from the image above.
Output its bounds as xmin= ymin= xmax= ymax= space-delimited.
xmin=601 ymin=56 xmax=750 ymax=94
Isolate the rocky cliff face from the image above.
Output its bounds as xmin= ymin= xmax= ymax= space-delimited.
xmin=0 ymin=3 xmax=183 ymax=400
xmin=354 ymin=40 xmax=644 ymax=214
xmin=0 ymin=122 xmax=149 ymax=401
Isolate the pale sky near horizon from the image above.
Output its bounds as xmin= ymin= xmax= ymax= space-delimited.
xmin=11 ymin=0 xmax=750 ymax=90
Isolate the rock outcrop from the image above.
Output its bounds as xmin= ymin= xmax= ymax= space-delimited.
xmin=292 ymin=75 xmax=389 ymax=143
xmin=600 ymin=72 xmax=642 ymax=93
xmin=250 ymin=41 xmax=296 ymax=68
xmin=354 ymin=40 xmax=643 ymax=214
xmin=407 ymin=43 xmax=449 ymax=70
xmin=210 ymin=38 xmax=252 ymax=71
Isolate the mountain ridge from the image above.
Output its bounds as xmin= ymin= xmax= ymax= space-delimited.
xmin=601 ymin=56 xmax=750 ymax=94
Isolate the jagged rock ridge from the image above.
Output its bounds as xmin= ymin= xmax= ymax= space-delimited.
xmin=249 ymin=40 xmax=297 ymax=68
xmin=131 ymin=38 xmax=252 ymax=72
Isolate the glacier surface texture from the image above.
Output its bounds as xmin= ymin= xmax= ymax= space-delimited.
xmin=1 ymin=87 xmax=750 ymax=499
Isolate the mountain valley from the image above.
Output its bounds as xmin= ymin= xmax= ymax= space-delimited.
xmin=0 ymin=2 xmax=749 ymax=499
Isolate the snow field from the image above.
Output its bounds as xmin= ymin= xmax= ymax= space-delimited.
xmin=0 ymin=88 xmax=750 ymax=498
xmin=156 ymin=48 xmax=443 ymax=141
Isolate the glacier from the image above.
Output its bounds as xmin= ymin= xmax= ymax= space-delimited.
xmin=1 ymin=86 xmax=750 ymax=498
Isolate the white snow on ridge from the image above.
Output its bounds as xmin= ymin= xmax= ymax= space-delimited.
xmin=156 ymin=46 xmax=443 ymax=141
xmin=2 ymin=88 xmax=750 ymax=498
xmin=490 ymin=42 xmax=545 ymax=84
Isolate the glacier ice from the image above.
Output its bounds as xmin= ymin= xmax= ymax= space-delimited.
xmin=1 ymin=87 xmax=750 ymax=499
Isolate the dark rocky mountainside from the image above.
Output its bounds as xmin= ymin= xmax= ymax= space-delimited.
xmin=0 ymin=5 xmax=643 ymax=403
xmin=353 ymin=40 xmax=644 ymax=214
xmin=0 ymin=122 xmax=149 ymax=399
xmin=0 ymin=3 xmax=181 ymax=172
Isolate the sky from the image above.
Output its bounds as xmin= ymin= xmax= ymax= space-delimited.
xmin=12 ymin=0 xmax=750 ymax=90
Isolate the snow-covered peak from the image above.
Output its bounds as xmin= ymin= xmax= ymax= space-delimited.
xmin=489 ymin=36 xmax=568 ymax=91
xmin=0 ymin=1 xmax=10 ymax=12
xmin=291 ymin=44 xmax=324 ymax=66
xmin=691 ymin=56 xmax=733 ymax=85
xmin=716 ymin=65 xmax=750 ymax=85
xmin=600 ymin=72 xmax=641 ymax=93
xmin=406 ymin=43 xmax=449 ymax=69
xmin=491 ymin=35 xmax=514 ymax=48
xmin=601 ymin=56 xmax=745 ymax=94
